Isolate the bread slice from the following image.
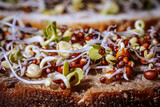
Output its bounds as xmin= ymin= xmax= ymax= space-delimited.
xmin=0 ymin=71 xmax=160 ymax=106
xmin=0 ymin=11 xmax=160 ymax=106
xmin=0 ymin=7 xmax=160 ymax=31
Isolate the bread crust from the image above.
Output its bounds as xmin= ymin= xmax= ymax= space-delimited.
xmin=12 ymin=15 xmax=160 ymax=32
xmin=59 ymin=18 xmax=160 ymax=32
xmin=0 ymin=9 xmax=160 ymax=107
xmin=0 ymin=75 xmax=160 ymax=107
xmin=0 ymin=9 xmax=160 ymax=32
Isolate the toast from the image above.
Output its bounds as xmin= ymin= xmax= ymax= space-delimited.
xmin=1 ymin=8 xmax=160 ymax=32
xmin=0 ymin=18 xmax=160 ymax=106
xmin=0 ymin=73 xmax=160 ymax=106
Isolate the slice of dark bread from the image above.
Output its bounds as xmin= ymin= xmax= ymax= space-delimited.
xmin=0 ymin=73 xmax=160 ymax=107
xmin=0 ymin=8 xmax=160 ymax=32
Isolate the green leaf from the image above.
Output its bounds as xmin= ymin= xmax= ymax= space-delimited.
xmin=41 ymin=21 xmax=57 ymax=46
xmin=105 ymin=54 xmax=116 ymax=65
xmin=9 ymin=46 xmax=22 ymax=63
xmin=42 ymin=21 xmax=57 ymax=40
xmin=89 ymin=48 xmax=103 ymax=60
xmin=0 ymin=40 xmax=5 ymax=47
xmin=46 ymin=25 xmax=54 ymax=39
xmin=63 ymin=61 xmax=69 ymax=76
xmin=63 ymin=29 xmax=73 ymax=37
xmin=66 ymin=68 xmax=83 ymax=86
xmin=67 ymin=72 xmax=78 ymax=86
xmin=92 ymin=44 xmax=104 ymax=49
xmin=60 ymin=36 xmax=71 ymax=42
xmin=55 ymin=36 xmax=71 ymax=42
xmin=74 ymin=68 xmax=83 ymax=80
xmin=42 ymin=29 xmax=48 ymax=39
xmin=9 ymin=54 xmax=14 ymax=62
xmin=55 ymin=36 xmax=62 ymax=42
xmin=52 ymin=21 xmax=57 ymax=35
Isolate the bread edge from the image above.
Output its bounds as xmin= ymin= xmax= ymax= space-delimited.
xmin=0 ymin=78 xmax=160 ymax=107
xmin=0 ymin=8 xmax=160 ymax=31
